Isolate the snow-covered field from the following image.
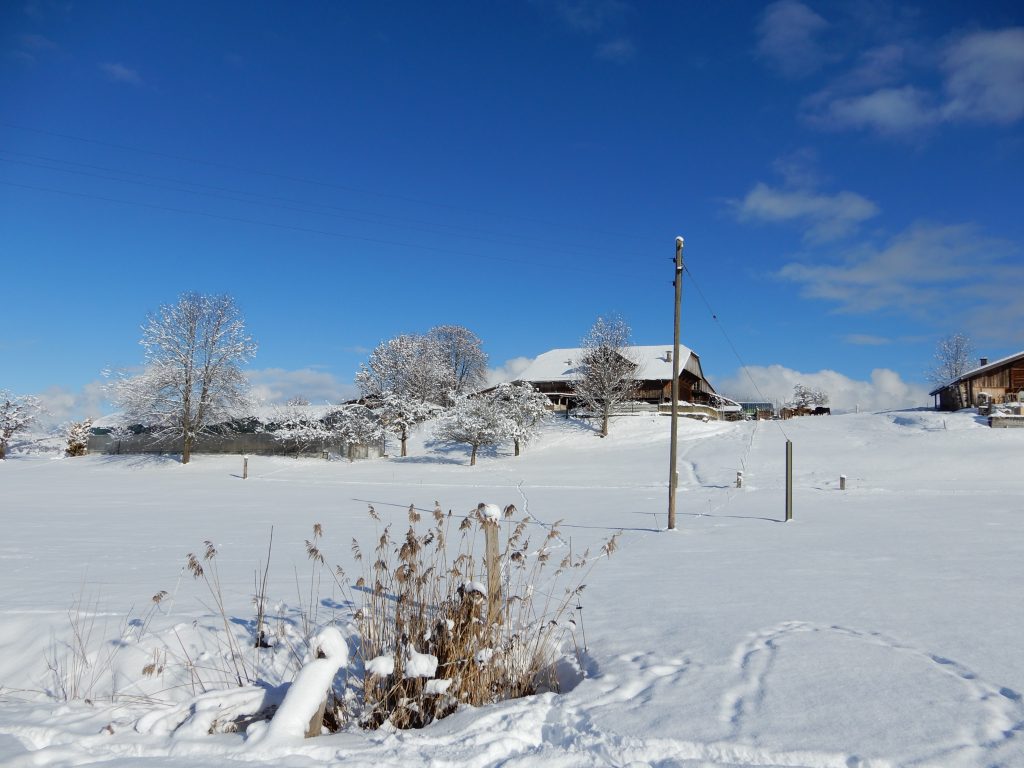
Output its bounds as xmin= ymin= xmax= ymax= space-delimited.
xmin=1 ymin=410 xmax=1022 ymax=767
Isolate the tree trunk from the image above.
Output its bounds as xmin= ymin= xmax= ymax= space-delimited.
xmin=601 ymin=411 xmax=609 ymax=437
xmin=0 ymin=441 xmax=6 ymax=460
xmin=470 ymin=444 xmax=477 ymax=466
xmin=182 ymin=434 xmax=193 ymax=464
xmin=400 ymin=428 xmax=408 ymax=457
xmin=514 ymin=439 xmax=520 ymax=457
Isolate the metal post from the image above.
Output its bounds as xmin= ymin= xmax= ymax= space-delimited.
xmin=668 ymin=236 xmax=684 ymax=530
xmin=785 ymin=440 xmax=793 ymax=521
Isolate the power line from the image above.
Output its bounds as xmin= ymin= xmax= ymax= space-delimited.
xmin=0 ymin=120 xmax=645 ymax=242
xmin=684 ymin=263 xmax=790 ymax=440
xmin=0 ymin=179 xmax=560 ymax=269
xmin=0 ymin=154 xmax=622 ymax=262
xmin=0 ymin=148 xmax=630 ymax=260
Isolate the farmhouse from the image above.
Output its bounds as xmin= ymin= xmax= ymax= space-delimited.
xmin=511 ymin=344 xmax=737 ymax=418
xmin=929 ymin=351 xmax=1024 ymax=411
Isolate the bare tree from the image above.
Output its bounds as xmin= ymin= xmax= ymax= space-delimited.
xmin=356 ymin=334 xmax=447 ymax=405
xmin=355 ymin=333 xmax=449 ymax=456
xmin=927 ymin=333 xmax=975 ymax=408
xmin=788 ymin=383 xmax=829 ymax=410
xmin=263 ymin=402 xmax=334 ymax=457
xmin=427 ymin=325 xmax=488 ymax=401
xmin=332 ymin=404 xmax=383 ymax=453
xmin=113 ymin=293 xmax=256 ymax=464
xmin=492 ymin=382 xmax=548 ymax=456
xmin=432 ymin=394 xmax=509 ymax=466
xmin=573 ymin=315 xmax=639 ymax=437
xmin=0 ymin=390 xmax=42 ymax=459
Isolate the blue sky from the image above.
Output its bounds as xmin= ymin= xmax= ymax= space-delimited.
xmin=2 ymin=1 xmax=1022 ymax=419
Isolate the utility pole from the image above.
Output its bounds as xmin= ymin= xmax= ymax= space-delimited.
xmin=668 ymin=236 xmax=684 ymax=530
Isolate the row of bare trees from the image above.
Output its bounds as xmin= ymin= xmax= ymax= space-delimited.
xmin=11 ymin=289 xmax=982 ymax=463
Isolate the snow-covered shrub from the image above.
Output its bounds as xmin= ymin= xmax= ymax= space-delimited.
xmin=65 ymin=419 xmax=93 ymax=457
xmin=353 ymin=502 xmax=619 ymax=729
xmin=491 ymin=382 xmax=549 ymax=456
xmin=431 ymin=395 xmax=510 ymax=466
xmin=0 ymin=389 xmax=42 ymax=459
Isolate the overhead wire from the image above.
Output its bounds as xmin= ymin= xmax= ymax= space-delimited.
xmin=0 ymin=179 xmax=559 ymax=269
xmin=684 ymin=263 xmax=790 ymax=441
xmin=0 ymin=120 xmax=645 ymax=241
xmin=0 ymin=148 xmax=636 ymax=260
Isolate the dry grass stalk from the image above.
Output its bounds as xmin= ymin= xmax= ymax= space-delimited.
xmin=353 ymin=502 xmax=619 ymax=729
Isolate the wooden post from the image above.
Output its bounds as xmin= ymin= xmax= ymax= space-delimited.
xmin=736 ymin=471 xmax=743 ymax=488
xmin=242 ymin=456 xmax=248 ymax=480
xmin=483 ymin=520 xmax=501 ymax=625
xmin=668 ymin=236 xmax=685 ymax=530
xmin=840 ymin=474 xmax=846 ymax=491
xmin=785 ymin=440 xmax=793 ymax=521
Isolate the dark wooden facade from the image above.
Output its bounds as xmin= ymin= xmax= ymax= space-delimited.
xmin=930 ymin=352 xmax=1024 ymax=411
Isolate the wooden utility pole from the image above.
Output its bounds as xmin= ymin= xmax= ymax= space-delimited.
xmin=668 ymin=236 xmax=684 ymax=530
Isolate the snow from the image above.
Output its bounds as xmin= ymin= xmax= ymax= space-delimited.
xmin=512 ymin=345 xmax=695 ymax=382
xmin=366 ymin=655 xmax=395 ymax=677
xmin=1 ymin=409 xmax=1023 ymax=766
xmin=403 ymin=647 xmax=438 ymax=679
xmin=248 ymin=627 xmax=348 ymax=745
xmin=478 ymin=503 xmax=501 ymax=521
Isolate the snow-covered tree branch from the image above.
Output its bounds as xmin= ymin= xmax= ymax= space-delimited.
xmin=427 ymin=325 xmax=488 ymax=403
xmin=491 ymin=382 xmax=548 ymax=456
xmin=0 ymin=390 xmax=42 ymax=460
xmin=927 ymin=333 xmax=975 ymax=409
xmin=787 ymin=383 xmax=829 ymax=410
xmin=432 ymin=394 xmax=510 ymax=466
xmin=572 ymin=315 xmax=639 ymax=437
xmin=112 ymin=293 xmax=257 ymax=464
xmin=356 ymin=333 xmax=448 ymax=456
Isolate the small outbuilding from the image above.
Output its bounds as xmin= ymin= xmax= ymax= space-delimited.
xmin=929 ymin=351 xmax=1024 ymax=411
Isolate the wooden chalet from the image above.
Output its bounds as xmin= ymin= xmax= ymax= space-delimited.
xmin=929 ymin=351 xmax=1024 ymax=411
xmin=511 ymin=344 xmax=724 ymax=412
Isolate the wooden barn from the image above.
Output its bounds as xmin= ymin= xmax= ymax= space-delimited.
xmin=511 ymin=344 xmax=726 ymax=413
xmin=929 ymin=351 xmax=1024 ymax=411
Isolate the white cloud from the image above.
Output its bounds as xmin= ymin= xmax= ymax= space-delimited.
xmin=805 ymin=26 xmax=1024 ymax=135
xmin=814 ymin=85 xmax=939 ymax=134
xmin=942 ymin=28 xmax=1024 ymax=124
xmin=21 ymin=33 xmax=58 ymax=51
xmin=246 ymin=368 xmax=357 ymax=405
xmin=778 ymin=221 xmax=1010 ymax=313
xmin=716 ymin=364 xmax=931 ymax=412
xmin=99 ymin=62 xmax=143 ymax=86
xmin=735 ymin=182 xmax=879 ymax=242
xmin=550 ymin=0 xmax=629 ymax=34
xmin=756 ymin=0 xmax=830 ymax=77
xmin=844 ymin=334 xmax=891 ymax=346
xmin=595 ymin=37 xmax=635 ymax=62
xmin=35 ymin=381 xmax=112 ymax=427
xmin=486 ymin=357 xmax=534 ymax=386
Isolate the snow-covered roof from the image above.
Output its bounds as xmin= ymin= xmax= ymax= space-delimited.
xmin=927 ymin=349 xmax=1024 ymax=396
xmin=512 ymin=345 xmax=696 ymax=384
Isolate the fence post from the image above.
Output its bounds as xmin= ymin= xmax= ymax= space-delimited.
xmin=483 ymin=520 xmax=501 ymax=625
xmin=840 ymin=474 xmax=846 ymax=491
xmin=785 ymin=440 xmax=793 ymax=521
xmin=243 ymin=455 xmax=248 ymax=480
xmin=736 ymin=471 xmax=743 ymax=488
